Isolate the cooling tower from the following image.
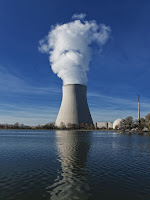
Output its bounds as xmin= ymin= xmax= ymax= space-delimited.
xmin=55 ymin=84 xmax=93 ymax=127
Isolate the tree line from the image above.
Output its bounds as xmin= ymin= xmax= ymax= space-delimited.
xmin=0 ymin=122 xmax=95 ymax=130
xmin=117 ymin=113 xmax=150 ymax=131
xmin=1 ymin=113 xmax=150 ymax=131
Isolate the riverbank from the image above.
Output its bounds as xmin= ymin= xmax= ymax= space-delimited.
xmin=0 ymin=128 xmax=119 ymax=131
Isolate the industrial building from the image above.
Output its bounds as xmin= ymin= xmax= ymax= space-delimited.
xmin=108 ymin=122 xmax=113 ymax=129
xmin=95 ymin=122 xmax=113 ymax=129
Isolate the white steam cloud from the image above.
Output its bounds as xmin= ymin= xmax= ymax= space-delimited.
xmin=72 ymin=13 xmax=87 ymax=20
xmin=38 ymin=14 xmax=111 ymax=85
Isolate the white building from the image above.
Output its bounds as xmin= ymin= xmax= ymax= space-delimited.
xmin=108 ymin=122 xmax=113 ymax=129
xmin=113 ymin=118 xmax=123 ymax=129
xmin=95 ymin=122 xmax=108 ymax=129
xmin=95 ymin=122 xmax=113 ymax=129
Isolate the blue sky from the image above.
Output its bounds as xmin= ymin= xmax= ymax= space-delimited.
xmin=0 ymin=0 xmax=150 ymax=125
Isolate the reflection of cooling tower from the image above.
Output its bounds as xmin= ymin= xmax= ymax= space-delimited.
xmin=55 ymin=84 xmax=93 ymax=127
xmin=47 ymin=131 xmax=91 ymax=200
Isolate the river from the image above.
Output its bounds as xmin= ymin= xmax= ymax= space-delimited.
xmin=0 ymin=130 xmax=150 ymax=200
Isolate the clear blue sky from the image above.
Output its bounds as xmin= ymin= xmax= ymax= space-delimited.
xmin=0 ymin=0 xmax=150 ymax=125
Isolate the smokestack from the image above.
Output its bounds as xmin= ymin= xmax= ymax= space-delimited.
xmin=55 ymin=84 xmax=93 ymax=127
xmin=138 ymin=95 xmax=140 ymax=123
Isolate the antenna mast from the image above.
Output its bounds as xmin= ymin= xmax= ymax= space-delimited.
xmin=138 ymin=95 xmax=140 ymax=123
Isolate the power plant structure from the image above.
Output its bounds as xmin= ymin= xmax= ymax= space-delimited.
xmin=55 ymin=84 xmax=93 ymax=127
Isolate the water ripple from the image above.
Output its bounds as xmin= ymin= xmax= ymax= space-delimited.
xmin=0 ymin=130 xmax=150 ymax=200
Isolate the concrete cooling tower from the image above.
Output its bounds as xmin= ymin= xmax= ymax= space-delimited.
xmin=55 ymin=84 xmax=93 ymax=127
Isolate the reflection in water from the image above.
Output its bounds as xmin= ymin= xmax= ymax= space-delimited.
xmin=47 ymin=130 xmax=91 ymax=200
xmin=0 ymin=130 xmax=150 ymax=200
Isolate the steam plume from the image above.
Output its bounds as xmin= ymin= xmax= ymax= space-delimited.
xmin=38 ymin=14 xmax=111 ymax=85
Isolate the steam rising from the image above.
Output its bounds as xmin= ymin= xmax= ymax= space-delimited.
xmin=38 ymin=14 xmax=111 ymax=85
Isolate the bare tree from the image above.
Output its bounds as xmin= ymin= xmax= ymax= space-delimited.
xmin=145 ymin=113 xmax=150 ymax=130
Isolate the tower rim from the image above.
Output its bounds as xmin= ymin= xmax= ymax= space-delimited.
xmin=63 ymin=83 xmax=87 ymax=87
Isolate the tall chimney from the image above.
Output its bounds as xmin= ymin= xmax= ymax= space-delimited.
xmin=138 ymin=95 xmax=140 ymax=123
xmin=55 ymin=84 xmax=93 ymax=127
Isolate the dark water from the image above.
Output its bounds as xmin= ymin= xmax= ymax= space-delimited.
xmin=0 ymin=130 xmax=150 ymax=200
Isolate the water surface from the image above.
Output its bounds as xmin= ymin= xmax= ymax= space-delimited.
xmin=0 ymin=130 xmax=150 ymax=200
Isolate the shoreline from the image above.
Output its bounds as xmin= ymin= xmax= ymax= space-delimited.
xmin=1 ymin=128 xmax=148 ymax=133
xmin=0 ymin=128 xmax=118 ymax=131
